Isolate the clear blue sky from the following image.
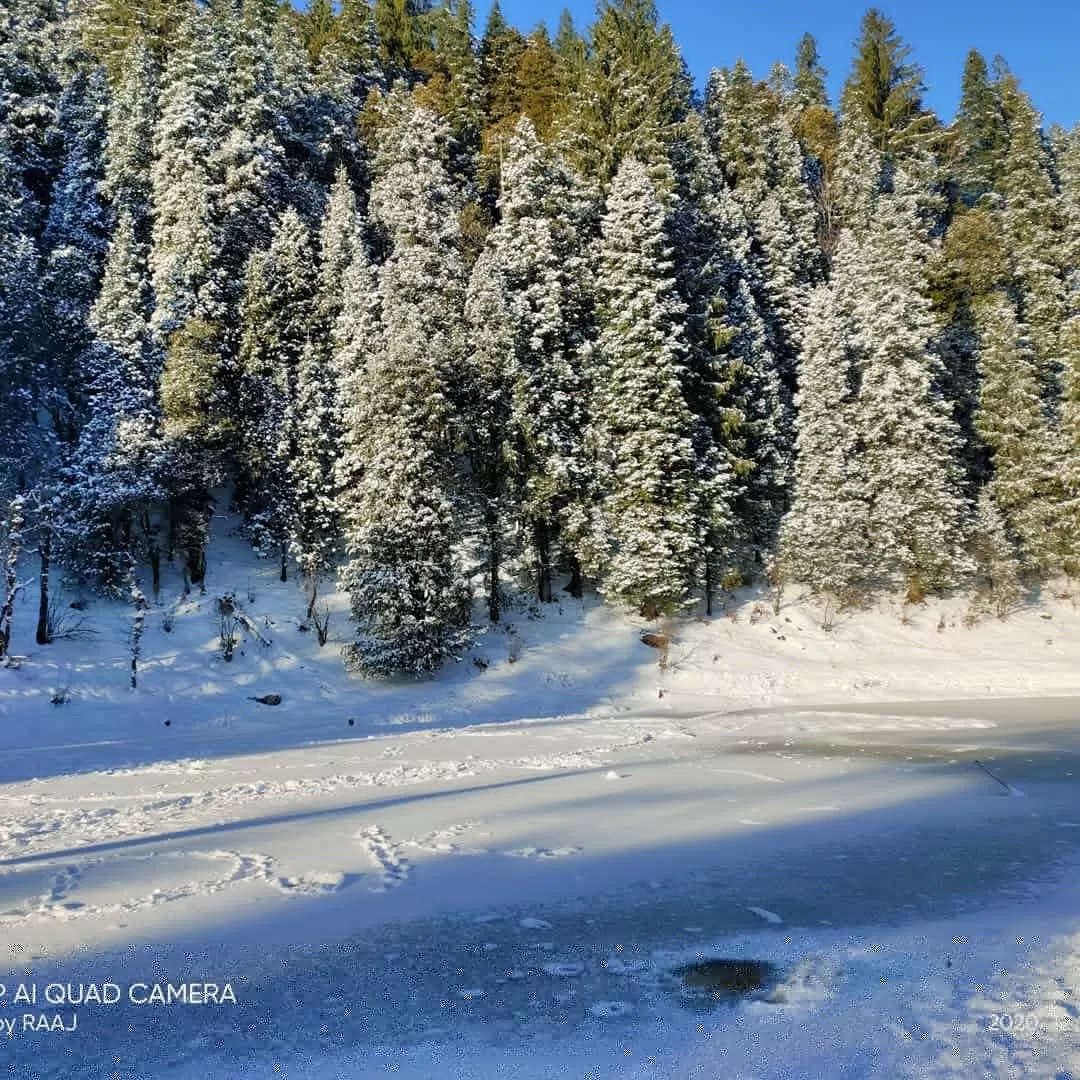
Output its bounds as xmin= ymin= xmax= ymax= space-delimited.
xmin=490 ymin=0 xmax=1080 ymax=129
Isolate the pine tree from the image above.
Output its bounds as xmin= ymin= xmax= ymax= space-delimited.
xmin=58 ymin=210 xmax=167 ymax=595
xmin=374 ymin=0 xmax=429 ymax=75
xmin=237 ymin=207 xmax=318 ymax=580
xmin=779 ymin=261 xmax=867 ymax=601
xmin=463 ymin=119 xmax=595 ymax=614
xmin=415 ymin=0 xmax=481 ymax=152
xmin=997 ymin=74 xmax=1066 ymax=388
xmin=338 ymin=91 xmax=472 ymax=675
xmin=954 ymin=49 xmax=1008 ymax=205
xmin=793 ymin=32 xmax=827 ymax=109
xmin=290 ymin=335 xmax=341 ymax=615
xmin=849 ymin=170 xmax=967 ymax=594
xmin=840 ymin=8 xmax=935 ymax=158
xmin=588 ymin=156 xmax=702 ymax=617
xmin=555 ymin=0 xmax=692 ymax=186
xmin=969 ymin=486 xmax=1023 ymax=617
xmin=972 ymin=290 xmax=1064 ymax=570
xmin=40 ymin=66 xmax=111 ymax=440
xmin=103 ymin=40 xmax=159 ymax=228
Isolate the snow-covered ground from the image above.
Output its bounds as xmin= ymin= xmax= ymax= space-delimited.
xmin=2 ymin=531 xmax=1080 ymax=1078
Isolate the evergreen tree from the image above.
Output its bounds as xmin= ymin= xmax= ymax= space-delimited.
xmin=953 ymin=49 xmax=1008 ymax=205
xmin=40 ymin=66 xmax=111 ymax=440
xmin=237 ymin=207 xmax=318 ymax=580
xmin=103 ymin=40 xmax=159 ymax=228
xmin=997 ymin=73 xmax=1066 ymax=388
xmin=972 ymin=290 xmax=1064 ymax=570
xmin=338 ymin=91 xmax=472 ymax=675
xmin=588 ymin=156 xmax=702 ymax=617
xmin=58 ymin=210 xmax=167 ymax=595
xmin=840 ymin=8 xmax=935 ymax=159
xmin=793 ymin=32 xmax=827 ymax=109
xmin=555 ymin=0 xmax=692 ymax=186
xmin=849 ymin=170 xmax=967 ymax=593
xmin=290 ymin=335 xmax=341 ymax=615
xmin=464 ymin=119 xmax=595 ymax=614
xmin=969 ymin=486 xmax=1024 ymax=617
xmin=779 ymin=261 xmax=867 ymax=600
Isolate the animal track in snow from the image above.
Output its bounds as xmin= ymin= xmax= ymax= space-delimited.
xmin=354 ymin=825 xmax=410 ymax=891
xmin=502 ymin=846 xmax=582 ymax=859
xmin=273 ymin=871 xmax=347 ymax=896
xmin=0 ymin=849 xmax=278 ymax=926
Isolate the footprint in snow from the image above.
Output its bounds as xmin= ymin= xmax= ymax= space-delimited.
xmin=503 ymin=846 xmax=581 ymax=859
xmin=354 ymin=826 xmax=410 ymax=891
xmin=274 ymin=872 xmax=346 ymax=896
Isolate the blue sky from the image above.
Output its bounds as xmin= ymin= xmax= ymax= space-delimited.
xmin=488 ymin=0 xmax=1080 ymax=128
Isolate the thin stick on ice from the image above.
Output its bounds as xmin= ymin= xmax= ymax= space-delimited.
xmin=974 ymin=759 xmax=1024 ymax=796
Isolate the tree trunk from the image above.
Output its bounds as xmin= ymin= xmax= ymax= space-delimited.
xmin=149 ymin=545 xmax=161 ymax=601
xmin=704 ymin=549 xmax=714 ymax=617
xmin=279 ymin=545 xmax=288 ymax=583
xmin=35 ymin=529 xmax=51 ymax=646
xmin=187 ymin=544 xmax=206 ymax=589
xmin=0 ymin=501 xmax=22 ymax=658
xmin=487 ymin=540 xmax=501 ymax=624
xmin=566 ymin=555 xmax=583 ymax=599
xmin=534 ymin=520 xmax=552 ymax=604
xmin=306 ymin=574 xmax=318 ymax=620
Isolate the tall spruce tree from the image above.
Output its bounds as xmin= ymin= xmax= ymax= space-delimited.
xmin=588 ymin=156 xmax=702 ymax=617
xmin=555 ymin=0 xmax=691 ymax=186
xmin=972 ymin=290 xmax=1065 ymax=570
xmin=464 ymin=119 xmax=595 ymax=615
xmin=338 ymin=90 xmax=471 ymax=675
xmin=779 ymin=256 xmax=868 ymax=601
xmin=849 ymin=170 xmax=967 ymax=593
xmin=237 ymin=207 xmax=318 ymax=580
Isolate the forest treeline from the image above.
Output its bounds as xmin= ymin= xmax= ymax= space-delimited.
xmin=1 ymin=0 xmax=1078 ymax=674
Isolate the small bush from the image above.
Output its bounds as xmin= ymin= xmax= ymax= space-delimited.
xmin=43 ymin=598 xmax=97 ymax=643
xmin=216 ymin=592 xmax=241 ymax=661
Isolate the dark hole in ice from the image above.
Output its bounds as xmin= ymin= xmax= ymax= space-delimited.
xmin=675 ymin=958 xmax=777 ymax=1006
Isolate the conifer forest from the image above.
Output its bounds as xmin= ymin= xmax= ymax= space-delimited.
xmin=2 ymin=0 xmax=1079 ymax=677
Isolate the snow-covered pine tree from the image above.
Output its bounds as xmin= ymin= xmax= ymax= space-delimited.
xmin=666 ymin=113 xmax=744 ymax=609
xmin=1058 ymin=127 xmax=1080 ymax=560
xmin=338 ymin=90 xmax=472 ymax=676
xmin=237 ymin=207 xmax=318 ymax=581
xmin=39 ymin=65 xmax=110 ymax=440
xmin=588 ymin=155 xmax=702 ymax=618
xmin=849 ymin=169 xmax=968 ymax=595
xmin=290 ymin=334 xmax=341 ymax=618
xmin=150 ymin=2 xmax=227 ymax=343
xmin=332 ymin=234 xmax=381 ymax=520
xmin=972 ymin=289 xmax=1065 ymax=571
xmin=953 ymin=49 xmax=1008 ymax=206
xmin=555 ymin=0 xmax=692 ymax=186
xmin=969 ymin=486 xmax=1023 ymax=617
xmin=464 ymin=119 xmax=595 ymax=615
xmin=57 ymin=209 xmax=167 ymax=596
xmin=828 ymin=115 xmax=883 ymax=245
xmin=998 ymin=74 xmax=1067 ymax=394
xmin=103 ymin=40 xmax=158 ymax=230
xmin=779 ymin=251 xmax=868 ymax=602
